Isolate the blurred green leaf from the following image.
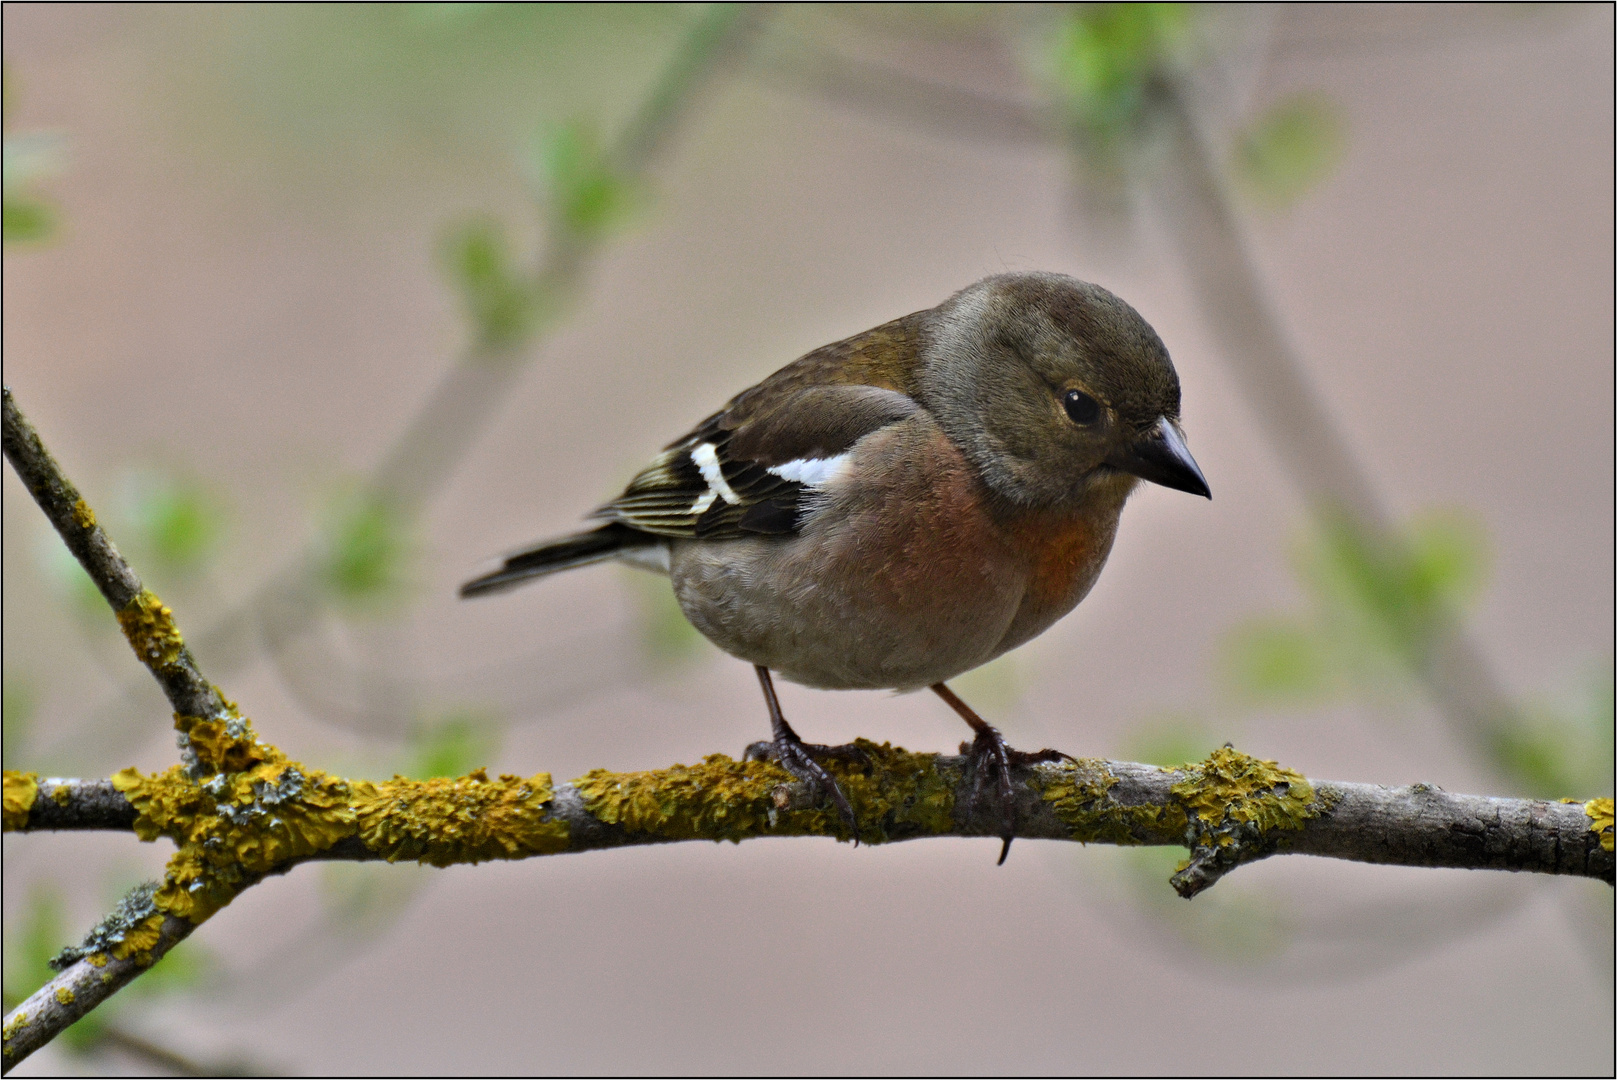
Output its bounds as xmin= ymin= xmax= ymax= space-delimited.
xmin=3 ymin=886 xmax=63 ymax=1009
xmin=534 ymin=121 xmax=639 ymax=241
xmin=404 ymin=2 xmax=500 ymax=29
xmin=119 ymin=469 xmax=226 ymax=578
xmin=1045 ymin=3 xmax=1193 ymax=224
xmin=439 ymin=217 xmax=546 ymax=350
xmin=321 ymin=861 xmax=428 ymax=933
xmin=1053 ymin=3 xmax=1190 ymax=133
xmin=3 ymin=196 xmax=54 ymax=244
xmin=2 ymin=673 xmax=35 ymax=768
xmin=318 ymin=491 xmax=413 ymax=609
xmin=1120 ymin=845 xmax=1294 ymax=961
xmin=950 ymin=654 xmax=1023 ymax=719
xmin=42 ymin=539 xmax=109 ymax=618
xmin=1488 ymin=666 xmax=1614 ymax=799
xmin=1223 ymin=511 xmax=1490 ymax=703
xmin=3 ymin=77 xmax=66 ymax=247
xmin=1224 ymin=619 xmax=1334 ymax=702
xmin=1233 ymin=93 xmax=1346 ymax=209
xmin=1124 ymin=714 xmax=1224 ymax=769
xmin=1303 ymin=511 xmax=1488 ymax=668
xmin=408 ymin=708 xmax=501 ymax=779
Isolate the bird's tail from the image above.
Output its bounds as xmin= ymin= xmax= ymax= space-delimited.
xmin=460 ymin=522 xmax=658 ymax=597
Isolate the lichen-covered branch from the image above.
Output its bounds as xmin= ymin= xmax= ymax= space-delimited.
xmin=3 ymin=388 xmax=225 ymax=722
xmin=2 ymin=774 xmax=135 ymax=832
xmin=1 ymin=889 xmax=194 ymax=1071
xmin=1 ymin=14 xmax=777 ymax=1060
xmin=8 ymin=750 xmax=1612 ymax=883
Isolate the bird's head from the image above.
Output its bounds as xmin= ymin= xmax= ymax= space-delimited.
xmin=919 ymin=271 xmax=1209 ymax=510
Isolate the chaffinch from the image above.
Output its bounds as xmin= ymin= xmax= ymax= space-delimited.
xmin=464 ymin=272 xmax=1209 ymax=860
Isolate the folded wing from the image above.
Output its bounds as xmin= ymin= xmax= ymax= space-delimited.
xmin=596 ymin=383 xmax=920 ymax=539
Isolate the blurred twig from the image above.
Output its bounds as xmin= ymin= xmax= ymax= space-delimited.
xmin=43 ymin=4 xmax=774 ymax=752
xmin=1154 ymin=63 xmax=1527 ymax=762
xmin=755 ymin=7 xmax=1569 ymax=782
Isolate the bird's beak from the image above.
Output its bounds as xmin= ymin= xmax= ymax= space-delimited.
xmin=1108 ymin=417 xmax=1211 ymax=498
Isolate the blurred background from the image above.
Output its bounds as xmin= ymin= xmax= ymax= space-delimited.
xmin=3 ymin=4 xmax=1612 ymax=1075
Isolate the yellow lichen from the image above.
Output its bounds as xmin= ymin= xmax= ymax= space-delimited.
xmin=1033 ymin=760 xmax=1189 ymax=845
xmin=1587 ymin=798 xmax=1614 ymax=854
xmin=111 ymin=753 xmax=578 ymax=918
xmin=113 ymin=759 xmax=357 ymax=922
xmin=3 ymin=1009 xmax=26 ymax=1044
xmin=53 ymin=987 xmax=74 ymax=1006
xmin=110 ymin=914 xmax=165 ymax=964
xmin=52 ymin=784 xmax=71 ymax=806
xmin=353 ymin=769 xmax=569 ymax=866
xmin=574 ymin=741 xmax=956 ymax=845
xmin=3 ymin=771 xmax=39 ymax=830
xmin=116 ymin=590 xmax=185 ymax=670
xmin=71 ymin=498 xmax=96 ymax=530
xmin=86 ymin=953 xmax=108 ymax=968
xmin=1172 ymin=745 xmax=1320 ymax=836
xmin=173 ymin=705 xmax=268 ymax=774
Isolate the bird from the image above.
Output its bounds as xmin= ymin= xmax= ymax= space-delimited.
xmin=462 ymin=272 xmax=1209 ymax=862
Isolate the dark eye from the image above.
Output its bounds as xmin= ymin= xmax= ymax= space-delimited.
xmin=1063 ymin=389 xmax=1102 ymax=425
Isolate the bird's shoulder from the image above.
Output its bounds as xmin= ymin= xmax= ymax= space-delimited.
xmin=594 ymin=312 xmax=929 ymax=539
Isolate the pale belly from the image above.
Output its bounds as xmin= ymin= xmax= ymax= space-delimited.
xmin=666 ymin=417 xmax=1128 ymax=691
xmin=670 ymin=530 xmax=1025 ymax=691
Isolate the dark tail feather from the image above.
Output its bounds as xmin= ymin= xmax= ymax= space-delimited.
xmin=460 ymin=523 xmax=654 ymax=597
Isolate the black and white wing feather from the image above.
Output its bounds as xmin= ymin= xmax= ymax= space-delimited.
xmin=594 ymin=384 xmax=920 ymax=540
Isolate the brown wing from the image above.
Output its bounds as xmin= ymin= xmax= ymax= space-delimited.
xmin=593 ymin=314 xmax=926 ymax=539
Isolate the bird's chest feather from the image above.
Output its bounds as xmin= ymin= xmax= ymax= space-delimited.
xmin=990 ymin=480 xmax=1131 ymax=655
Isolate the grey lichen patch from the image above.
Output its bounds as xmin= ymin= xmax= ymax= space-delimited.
xmin=51 ymin=882 xmax=162 ymax=970
xmin=113 ymin=757 xmax=356 ymax=923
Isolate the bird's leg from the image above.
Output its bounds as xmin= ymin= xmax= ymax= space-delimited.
xmin=743 ymin=665 xmax=858 ymax=829
xmin=931 ymin=682 xmax=1069 ymax=865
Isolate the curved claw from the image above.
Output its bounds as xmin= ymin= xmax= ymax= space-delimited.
xmin=769 ymin=734 xmax=858 ymax=830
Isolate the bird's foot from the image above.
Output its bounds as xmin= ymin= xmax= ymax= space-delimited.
xmin=960 ymin=726 xmax=1071 ymax=865
xmin=744 ymin=735 xmax=861 ymax=830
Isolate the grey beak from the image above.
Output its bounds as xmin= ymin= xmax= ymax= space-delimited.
xmin=1109 ymin=417 xmax=1211 ymax=498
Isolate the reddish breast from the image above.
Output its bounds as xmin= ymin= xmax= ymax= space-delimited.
xmin=991 ymin=474 xmax=1133 ymax=654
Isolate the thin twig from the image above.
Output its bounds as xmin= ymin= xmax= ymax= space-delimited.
xmin=746 ymin=27 xmax=1562 ymax=772
xmin=1153 ymin=85 xmax=1526 ymax=755
xmin=1 ymin=914 xmax=194 ymax=1071
xmin=2 ymin=389 xmax=224 ymax=722
xmin=0 ymin=13 xmax=778 ymax=1061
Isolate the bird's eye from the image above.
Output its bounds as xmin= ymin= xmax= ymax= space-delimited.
xmin=1063 ymin=389 xmax=1102 ymax=425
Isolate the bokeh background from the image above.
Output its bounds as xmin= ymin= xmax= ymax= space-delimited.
xmin=4 ymin=4 xmax=1612 ymax=1075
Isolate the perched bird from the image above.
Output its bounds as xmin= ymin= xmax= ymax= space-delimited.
xmin=463 ymin=272 xmax=1209 ymax=861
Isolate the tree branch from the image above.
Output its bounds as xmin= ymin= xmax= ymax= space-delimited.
xmin=7 ymin=756 xmax=1611 ymax=888
xmin=3 ymin=391 xmax=225 ymax=723
xmin=2 ymin=13 xmax=779 ymax=1060
xmin=1 ymin=904 xmax=194 ymax=1071
xmin=3 ymin=378 xmax=1613 ymax=1072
